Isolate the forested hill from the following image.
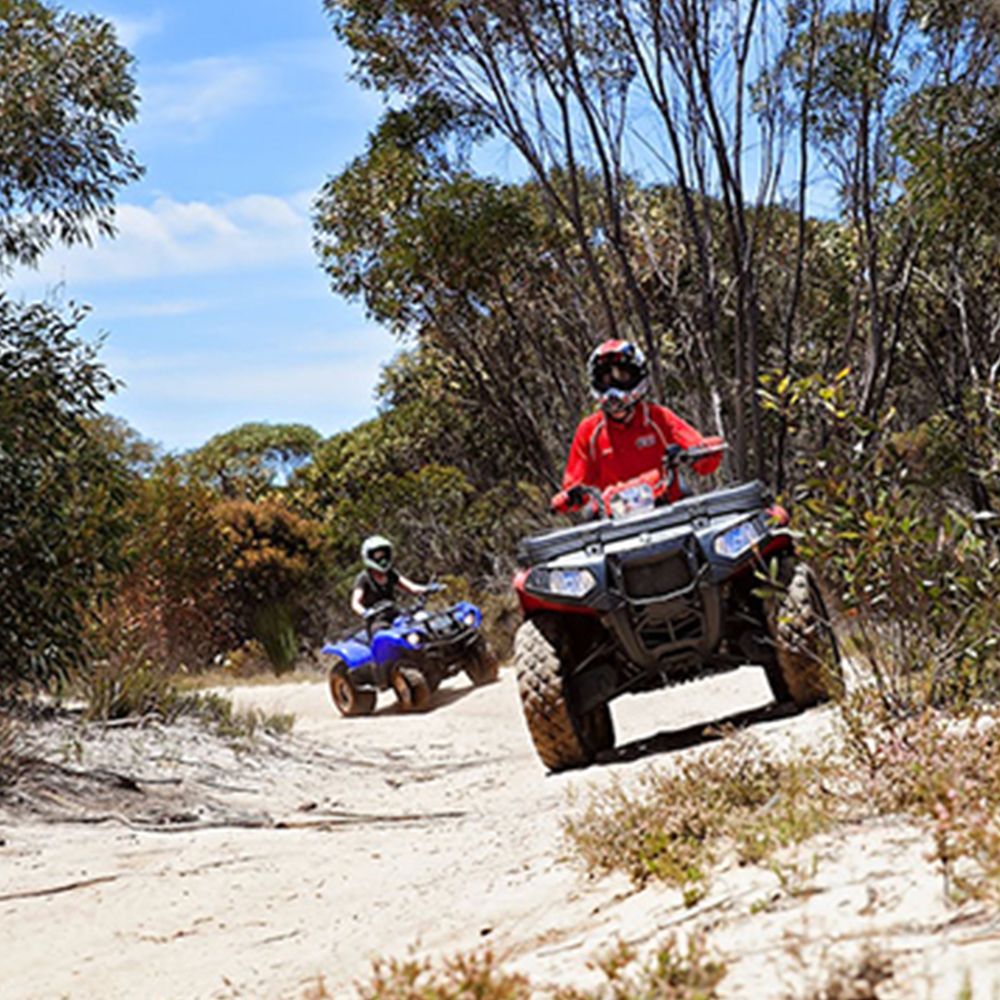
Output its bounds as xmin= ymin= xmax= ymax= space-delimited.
xmin=1 ymin=0 xmax=997 ymax=697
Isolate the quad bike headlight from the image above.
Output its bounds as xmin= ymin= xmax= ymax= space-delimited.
xmin=527 ymin=566 xmax=597 ymax=599
xmin=405 ymin=631 xmax=423 ymax=648
xmin=462 ymin=610 xmax=477 ymax=628
xmin=713 ymin=518 xmax=763 ymax=559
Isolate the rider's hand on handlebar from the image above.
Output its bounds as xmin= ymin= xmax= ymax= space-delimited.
xmin=425 ymin=582 xmax=445 ymax=594
xmin=551 ymin=484 xmax=585 ymax=513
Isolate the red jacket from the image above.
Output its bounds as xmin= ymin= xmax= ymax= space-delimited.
xmin=562 ymin=402 xmax=722 ymax=495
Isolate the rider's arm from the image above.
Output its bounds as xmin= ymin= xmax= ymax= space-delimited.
xmin=562 ymin=416 xmax=600 ymax=490
xmin=652 ymin=406 xmax=724 ymax=475
xmin=396 ymin=575 xmax=426 ymax=596
xmin=350 ymin=585 xmax=367 ymax=616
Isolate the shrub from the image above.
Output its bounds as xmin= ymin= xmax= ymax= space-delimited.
xmin=0 ymin=299 xmax=129 ymax=692
xmin=564 ymin=735 xmax=836 ymax=896
xmin=354 ymin=948 xmax=530 ymax=1000
xmin=215 ymin=496 xmax=332 ymax=670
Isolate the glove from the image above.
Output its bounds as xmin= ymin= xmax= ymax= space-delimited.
xmin=664 ymin=443 xmax=683 ymax=465
xmin=425 ymin=582 xmax=445 ymax=594
xmin=551 ymin=484 xmax=586 ymax=514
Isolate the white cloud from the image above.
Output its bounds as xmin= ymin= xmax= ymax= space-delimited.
xmin=138 ymin=56 xmax=269 ymax=134
xmin=101 ymin=325 xmax=399 ymax=450
xmin=10 ymin=191 xmax=316 ymax=289
xmin=103 ymin=10 xmax=166 ymax=50
xmin=97 ymin=298 xmax=214 ymax=320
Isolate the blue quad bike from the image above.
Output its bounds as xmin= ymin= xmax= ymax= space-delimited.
xmin=322 ymin=592 xmax=499 ymax=716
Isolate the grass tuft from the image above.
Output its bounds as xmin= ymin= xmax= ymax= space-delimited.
xmin=563 ymin=734 xmax=836 ymax=895
xmin=801 ymin=943 xmax=894 ymax=999
xmin=354 ymin=948 xmax=530 ymax=999
xmin=182 ymin=690 xmax=295 ymax=745
xmin=555 ymin=933 xmax=726 ymax=999
xmin=0 ymin=709 xmax=23 ymax=789
xmin=344 ymin=935 xmax=726 ymax=1000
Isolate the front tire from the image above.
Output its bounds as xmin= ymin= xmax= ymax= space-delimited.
xmin=766 ymin=559 xmax=843 ymax=708
xmin=465 ymin=640 xmax=500 ymax=686
xmin=391 ymin=665 xmax=431 ymax=712
xmin=514 ymin=617 xmax=614 ymax=772
xmin=328 ymin=659 xmax=376 ymax=717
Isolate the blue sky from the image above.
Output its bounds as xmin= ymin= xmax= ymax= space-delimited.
xmin=9 ymin=1 xmax=398 ymax=454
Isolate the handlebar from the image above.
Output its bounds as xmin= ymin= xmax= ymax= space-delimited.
xmin=664 ymin=439 xmax=728 ymax=468
xmin=551 ymin=439 xmax=728 ymax=517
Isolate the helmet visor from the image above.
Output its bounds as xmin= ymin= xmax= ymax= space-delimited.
xmin=369 ymin=547 xmax=392 ymax=569
xmin=593 ymin=357 xmax=641 ymax=391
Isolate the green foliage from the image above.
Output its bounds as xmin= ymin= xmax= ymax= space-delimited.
xmin=0 ymin=0 xmax=142 ymax=270
xmin=780 ymin=386 xmax=1000 ymax=705
xmin=184 ymin=421 xmax=321 ymax=500
xmin=555 ymin=935 xmax=726 ymax=1000
xmin=0 ymin=298 xmax=130 ymax=691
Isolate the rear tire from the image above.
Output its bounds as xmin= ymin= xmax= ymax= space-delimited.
xmin=328 ymin=659 xmax=376 ymax=717
xmin=766 ymin=559 xmax=843 ymax=708
xmin=465 ymin=640 xmax=500 ymax=686
xmin=514 ymin=617 xmax=614 ymax=772
xmin=392 ymin=665 xmax=431 ymax=712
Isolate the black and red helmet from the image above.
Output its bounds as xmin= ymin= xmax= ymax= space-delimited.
xmin=587 ymin=339 xmax=649 ymax=416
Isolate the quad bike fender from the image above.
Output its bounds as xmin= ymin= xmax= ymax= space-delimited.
xmin=321 ymin=635 xmax=372 ymax=670
xmin=370 ymin=630 xmax=414 ymax=666
xmin=450 ymin=600 xmax=482 ymax=628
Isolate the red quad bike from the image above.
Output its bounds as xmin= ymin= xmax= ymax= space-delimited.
xmin=512 ymin=443 xmax=843 ymax=771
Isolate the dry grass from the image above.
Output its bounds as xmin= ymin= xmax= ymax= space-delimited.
xmin=837 ymin=684 xmax=1000 ymax=902
xmin=554 ymin=933 xmax=726 ymax=1000
xmin=0 ymin=708 xmax=22 ymax=788
xmin=182 ymin=690 xmax=295 ymax=745
xmin=564 ymin=669 xmax=1000 ymax=907
xmin=798 ymin=944 xmax=895 ymax=1000
xmin=563 ymin=733 xmax=839 ymax=901
xmin=325 ymin=934 xmax=726 ymax=1000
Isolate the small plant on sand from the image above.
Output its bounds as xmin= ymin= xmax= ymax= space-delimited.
xmin=345 ymin=935 xmax=725 ymax=1000
xmin=0 ymin=709 xmax=22 ymax=789
xmin=81 ymin=599 xmax=183 ymax=722
xmin=353 ymin=948 xmax=530 ymax=999
xmin=799 ymin=943 xmax=894 ymax=1000
xmin=564 ymin=734 xmax=837 ymax=896
xmin=838 ymin=685 xmax=1000 ymax=901
xmin=555 ymin=933 xmax=726 ymax=1000
xmin=181 ymin=690 xmax=294 ymax=746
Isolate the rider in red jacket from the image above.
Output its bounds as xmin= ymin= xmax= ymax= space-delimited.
xmin=562 ymin=340 xmax=723 ymax=503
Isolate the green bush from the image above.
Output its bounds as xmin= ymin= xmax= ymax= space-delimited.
xmin=0 ymin=299 xmax=129 ymax=692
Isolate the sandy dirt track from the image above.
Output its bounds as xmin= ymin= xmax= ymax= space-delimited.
xmin=2 ymin=666 xmax=999 ymax=999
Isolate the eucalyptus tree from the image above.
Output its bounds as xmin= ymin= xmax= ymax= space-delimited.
xmin=323 ymin=0 xmax=835 ymax=477
xmin=0 ymin=0 xmax=142 ymax=688
xmin=315 ymin=103 xmax=609 ymax=486
xmin=0 ymin=0 xmax=142 ymax=271
xmin=183 ymin=422 xmax=323 ymax=500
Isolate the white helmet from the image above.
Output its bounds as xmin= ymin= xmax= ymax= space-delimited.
xmin=361 ymin=535 xmax=393 ymax=572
